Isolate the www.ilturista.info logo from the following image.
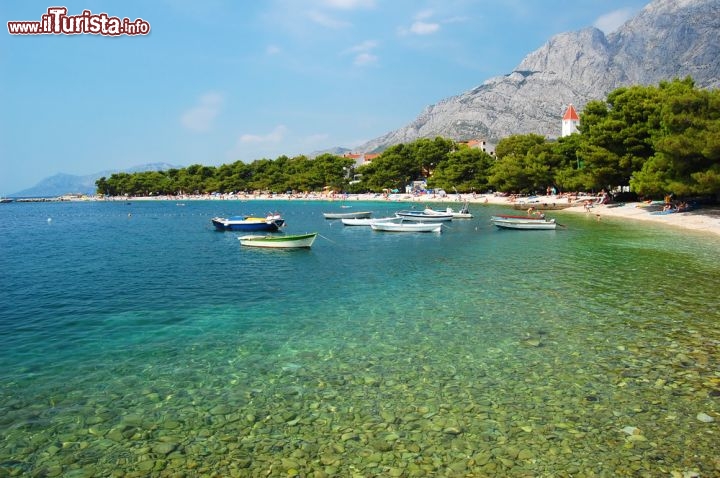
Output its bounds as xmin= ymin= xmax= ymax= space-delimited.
xmin=7 ymin=7 xmax=150 ymax=36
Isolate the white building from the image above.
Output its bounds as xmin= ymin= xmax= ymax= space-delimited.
xmin=561 ymin=104 xmax=580 ymax=137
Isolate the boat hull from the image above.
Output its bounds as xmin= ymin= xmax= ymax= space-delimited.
xmin=424 ymin=205 xmax=473 ymax=219
xmin=323 ymin=211 xmax=372 ymax=219
xmin=341 ymin=217 xmax=396 ymax=226
xmin=371 ymin=222 xmax=443 ymax=233
xmin=490 ymin=215 xmax=549 ymax=221
xmin=395 ymin=211 xmax=453 ymax=222
xmin=212 ymin=216 xmax=284 ymax=231
xmin=238 ymin=233 xmax=317 ymax=248
xmin=492 ymin=219 xmax=557 ymax=230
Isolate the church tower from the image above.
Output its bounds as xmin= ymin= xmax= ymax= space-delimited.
xmin=561 ymin=104 xmax=580 ymax=137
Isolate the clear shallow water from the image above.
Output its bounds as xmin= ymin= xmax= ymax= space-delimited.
xmin=1 ymin=200 xmax=719 ymax=477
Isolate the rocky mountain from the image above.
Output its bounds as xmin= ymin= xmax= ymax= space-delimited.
xmin=309 ymin=146 xmax=352 ymax=158
xmin=10 ymin=163 xmax=180 ymax=198
xmin=359 ymin=0 xmax=720 ymax=152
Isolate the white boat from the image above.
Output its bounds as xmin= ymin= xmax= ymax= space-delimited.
xmin=212 ymin=213 xmax=285 ymax=231
xmin=490 ymin=214 xmax=550 ymax=222
xmin=341 ymin=216 xmax=397 ymax=226
xmin=323 ymin=211 xmax=372 ymax=219
xmin=371 ymin=222 xmax=443 ymax=233
xmin=424 ymin=202 xmax=473 ymax=219
xmin=491 ymin=218 xmax=557 ymax=230
xmin=395 ymin=210 xmax=453 ymax=222
xmin=238 ymin=233 xmax=317 ymax=248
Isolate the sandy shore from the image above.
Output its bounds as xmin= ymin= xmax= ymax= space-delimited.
xmin=444 ymin=194 xmax=720 ymax=238
xmin=109 ymin=192 xmax=720 ymax=238
xmin=412 ymin=193 xmax=720 ymax=238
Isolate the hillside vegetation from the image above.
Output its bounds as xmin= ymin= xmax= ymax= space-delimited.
xmin=97 ymin=79 xmax=719 ymax=199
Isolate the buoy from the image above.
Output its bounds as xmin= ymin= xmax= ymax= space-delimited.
xmin=47 ymin=218 xmax=52 ymax=223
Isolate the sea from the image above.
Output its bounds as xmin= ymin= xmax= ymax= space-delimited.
xmin=1 ymin=199 xmax=719 ymax=477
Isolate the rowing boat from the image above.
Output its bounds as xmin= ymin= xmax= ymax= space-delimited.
xmin=238 ymin=233 xmax=317 ymax=248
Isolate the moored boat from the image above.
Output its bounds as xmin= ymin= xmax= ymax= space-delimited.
xmin=424 ymin=202 xmax=473 ymax=219
xmin=491 ymin=218 xmax=557 ymax=230
xmin=323 ymin=211 xmax=372 ymax=219
xmin=395 ymin=210 xmax=453 ymax=222
xmin=341 ymin=216 xmax=396 ymax=226
xmin=490 ymin=214 xmax=549 ymax=221
xmin=212 ymin=213 xmax=285 ymax=231
xmin=371 ymin=222 xmax=443 ymax=233
xmin=238 ymin=232 xmax=317 ymax=248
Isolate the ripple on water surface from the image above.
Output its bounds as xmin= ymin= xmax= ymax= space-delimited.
xmin=0 ymin=200 xmax=719 ymax=476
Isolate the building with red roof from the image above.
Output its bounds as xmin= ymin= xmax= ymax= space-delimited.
xmin=561 ymin=104 xmax=580 ymax=137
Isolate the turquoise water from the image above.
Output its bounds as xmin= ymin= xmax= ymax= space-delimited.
xmin=1 ymin=200 xmax=719 ymax=477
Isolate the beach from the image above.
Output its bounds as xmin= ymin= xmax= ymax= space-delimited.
xmin=103 ymin=191 xmax=720 ymax=238
xmin=428 ymin=194 xmax=720 ymax=238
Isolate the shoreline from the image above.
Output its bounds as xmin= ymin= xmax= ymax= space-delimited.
xmin=8 ymin=192 xmax=720 ymax=238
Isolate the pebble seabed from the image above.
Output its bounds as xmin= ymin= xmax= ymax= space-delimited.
xmin=1 ymin=308 xmax=719 ymax=478
xmin=1 ymin=201 xmax=718 ymax=477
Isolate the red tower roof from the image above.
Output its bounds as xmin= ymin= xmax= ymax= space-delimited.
xmin=563 ymin=104 xmax=579 ymax=121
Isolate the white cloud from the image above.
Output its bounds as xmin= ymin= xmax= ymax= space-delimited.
xmin=354 ymin=52 xmax=378 ymax=66
xmin=344 ymin=40 xmax=379 ymax=66
xmin=593 ymin=8 xmax=634 ymax=33
xmin=409 ymin=21 xmax=440 ymax=35
xmin=321 ymin=0 xmax=374 ymax=9
xmin=266 ymin=44 xmax=281 ymax=55
xmin=398 ymin=9 xmax=443 ymax=36
xmin=345 ymin=40 xmax=378 ymax=53
xmin=239 ymin=125 xmax=288 ymax=144
xmin=307 ymin=11 xmax=351 ymax=29
xmin=180 ymin=92 xmax=223 ymax=132
xmin=414 ymin=9 xmax=434 ymax=20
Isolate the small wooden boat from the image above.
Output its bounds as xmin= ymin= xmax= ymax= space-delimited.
xmin=341 ymin=217 xmax=396 ymax=226
xmin=238 ymin=233 xmax=317 ymax=248
xmin=371 ymin=222 xmax=443 ymax=233
xmin=490 ymin=214 xmax=548 ymax=221
xmin=395 ymin=210 xmax=453 ymax=222
xmin=491 ymin=218 xmax=557 ymax=230
xmin=424 ymin=202 xmax=473 ymax=218
xmin=323 ymin=211 xmax=372 ymax=219
xmin=212 ymin=213 xmax=285 ymax=231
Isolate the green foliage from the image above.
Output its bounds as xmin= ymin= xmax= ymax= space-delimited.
xmin=357 ymin=143 xmax=422 ymax=191
xmin=96 ymin=154 xmax=354 ymax=196
xmin=629 ymin=79 xmax=720 ymax=196
xmin=96 ymin=78 xmax=720 ymax=199
xmin=489 ymin=135 xmax=559 ymax=193
xmin=428 ymin=146 xmax=493 ymax=192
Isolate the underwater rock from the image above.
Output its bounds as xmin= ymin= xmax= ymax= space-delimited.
xmin=696 ymin=412 xmax=714 ymax=423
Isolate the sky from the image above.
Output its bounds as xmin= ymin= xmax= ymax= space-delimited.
xmin=0 ymin=0 xmax=649 ymax=194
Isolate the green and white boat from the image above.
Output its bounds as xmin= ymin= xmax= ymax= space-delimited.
xmin=238 ymin=232 xmax=317 ymax=248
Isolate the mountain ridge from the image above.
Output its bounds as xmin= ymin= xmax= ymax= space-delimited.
xmin=9 ymin=163 xmax=180 ymax=198
xmin=357 ymin=0 xmax=720 ymax=153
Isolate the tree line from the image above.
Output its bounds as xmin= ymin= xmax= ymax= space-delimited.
xmin=96 ymin=78 xmax=719 ymax=199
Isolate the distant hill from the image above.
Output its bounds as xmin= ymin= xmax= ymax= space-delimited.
xmin=357 ymin=0 xmax=720 ymax=152
xmin=308 ymin=146 xmax=352 ymax=158
xmin=10 ymin=162 xmax=180 ymax=198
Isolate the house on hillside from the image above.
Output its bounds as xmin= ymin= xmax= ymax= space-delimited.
xmin=457 ymin=139 xmax=495 ymax=155
xmin=342 ymin=152 xmax=380 ymax=167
